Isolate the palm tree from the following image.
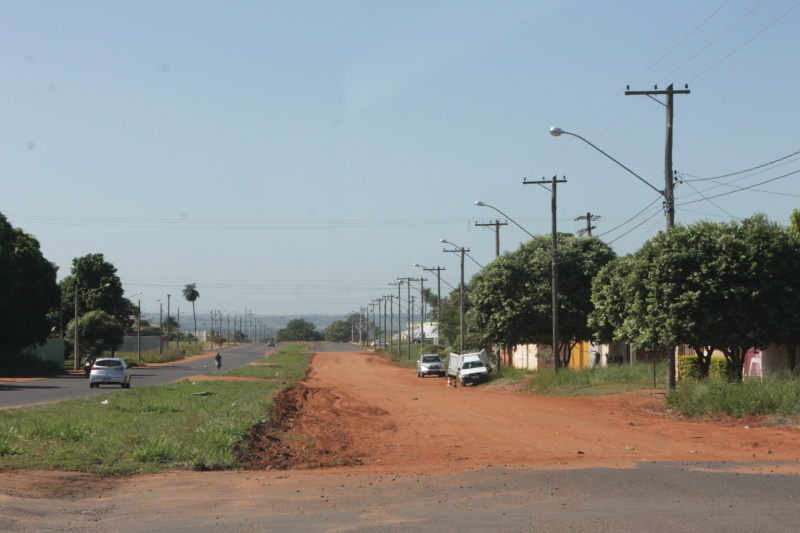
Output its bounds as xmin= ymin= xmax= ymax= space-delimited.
xmin=182 ymin=283 xmax=200 ymax=344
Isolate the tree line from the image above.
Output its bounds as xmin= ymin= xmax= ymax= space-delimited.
xmin=0 ymin=211 xmax=204 ymax=365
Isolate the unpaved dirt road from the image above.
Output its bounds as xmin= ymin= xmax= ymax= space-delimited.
xmin=2 ymin=346 xmax=800 ymax=533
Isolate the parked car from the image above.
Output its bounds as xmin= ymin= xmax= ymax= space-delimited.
xmin=417 ymin=353 xmax=446 ymax=378
xmin=371 ymin=340 xmax=387 ymax=348
xmin=89 ymin=358 xmax=132 ymax=389
xmin=447 ymin=350 xmax=490 ymax=386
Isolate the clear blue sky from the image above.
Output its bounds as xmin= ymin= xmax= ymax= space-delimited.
xmin=3 ymin=1 xmax=799 ymax=319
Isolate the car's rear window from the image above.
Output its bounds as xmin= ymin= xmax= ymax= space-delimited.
xmin=95 ymin=360 xmax=123 ymax=368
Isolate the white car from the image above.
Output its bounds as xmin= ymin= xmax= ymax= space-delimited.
xmin=89 ymin=358 xmax=132 ymax=389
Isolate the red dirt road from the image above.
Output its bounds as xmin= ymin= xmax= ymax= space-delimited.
xmin=2 ymin=349 xmax=799 ymax=533
xmin=286 ymin=351 xmax=800 ymax=472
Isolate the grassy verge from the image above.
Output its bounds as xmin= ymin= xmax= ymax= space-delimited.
xmin=488 ymin=365 xmax=529 ymax=382
xmin=0 ymin=344 xmax=311 ymax=474
xmin=666 ymin=372 xmax=800 ymax=418
xmin=383 ymin=343 xmax=446 ymax=369
xmin=527 ymin=361 xmax=668 ymax=396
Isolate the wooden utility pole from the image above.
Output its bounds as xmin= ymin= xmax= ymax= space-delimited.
xmin=625 ymin=83 xmax=689 ymax=390
xmin=442 ymin=245 xmax=469 ymax=355
xmin=624 ymin=83 xmax=689 ymax=230
xmin=524 ymin=176 xmax=567 ymax=372
xmin=420 ymin=266 xmax=445 ymax=323
xmin=575 ymin=212 xmax=600 ymax=236
xmin=475 ymin=219 xmax=508 ymax=258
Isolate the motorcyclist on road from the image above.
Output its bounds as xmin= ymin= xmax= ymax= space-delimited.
xmin=214 ymin=352 xmax=222 ymax=369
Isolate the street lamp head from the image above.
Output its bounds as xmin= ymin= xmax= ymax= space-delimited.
xmin=475 ymin=201 xmax=486 ymax=207
xmin=413 ymin=263 xmax=420 ymax=267
xmin=440 ymin=238 xmax=449 ymax=245
xmin=549 ymin=126 xmax=563 ymax=137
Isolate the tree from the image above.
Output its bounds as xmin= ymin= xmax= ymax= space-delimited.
xmin=790 ymin=207 xmax=800 ymax=237
xmin=325 ymin=313 xmax=360 ymax=342
xmin=58 ymin=254 xmax=135 ymax=349
xmin=0 ymin=212 xmax=61 ymax=359
xmin=470 ymin=234 xmax=615 ymax=366
xmin=161 ymin=316 xmax=179 ymax=339
xmin=65 ymin=310 xmax=125 ymax=357
xmin=182 ymin=283 xmax=200 ymax=344
xmin=591 ymin=216 xmax=800 ymax=381
xmin=277 ymin=319 xmax=324 ymax=342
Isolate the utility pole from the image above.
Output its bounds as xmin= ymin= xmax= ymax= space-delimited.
xmin=383 ymin=296 xmax=391 ymax=348
xmin=475 ymin=219 xmax=508 ymax=258
xmin=575 ymin=212 xmax=600 ymax=236
xmin=159 ymin=301 xmax=163 ymax=354
xmin=417 ymin=278 xmax=427 ymax=346
xmin=167 ymin=294 xmax=171 ymax=351
xmin=442 ymin=244 xmax=469 ymax=355
xmin=626 ymin=83 xmax=689 ymax=390
xmin=524 ymin=176 xmax=567 ymax=372
xmin=73 ymin=280 xmax=79 ymax=370
xmin=391 ymin=281 xmax=404 ymax=354
xmin=419 ymin=266 xmax=445 ymax=324
xmin=625 ymin=83 xmax=689 ymax=230
xmin=397 ymin=277 xmax=419 ymax=359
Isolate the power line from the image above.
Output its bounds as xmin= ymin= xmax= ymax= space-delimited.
xmin=681 ymin=180 xmax=742 ymax=222
xmin=679 ymin=149 xmax=800 ymax=182
xmin=678 ymin=167 xmax=800 ymax=206
xmin=689 ymin=1 xmax=800 ymax=83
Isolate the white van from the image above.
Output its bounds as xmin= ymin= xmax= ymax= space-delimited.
xmin=447 ymin=349 xmax=491 ymax=386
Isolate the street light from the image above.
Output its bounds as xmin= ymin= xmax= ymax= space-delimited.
xmin=475 ymin=201 xmax=535 ymax=239
xmin=548 ymin=127 xmax=668 ymax=217
xmin=551 ymin=126 xmax=677 ymax=389
xmin=441 ymin=239 xmax=469 ymax=355
xmin=73 ymin=282 xmax=111 ymax=370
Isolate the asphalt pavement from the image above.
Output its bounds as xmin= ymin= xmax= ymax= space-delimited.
xmin=0 ymin=342 xmax=276 ymax=409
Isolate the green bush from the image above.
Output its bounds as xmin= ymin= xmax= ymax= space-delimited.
xmin=678 ymin=355 xmax=734 ymax=381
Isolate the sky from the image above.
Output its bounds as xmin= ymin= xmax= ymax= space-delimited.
xmin=3 ymin=1 xmax=800 ymax=321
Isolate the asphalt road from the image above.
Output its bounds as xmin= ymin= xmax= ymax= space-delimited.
xmin=0 ymin=342 xmax=277 ymax=409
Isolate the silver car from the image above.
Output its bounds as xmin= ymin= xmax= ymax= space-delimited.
xmin=89 ymin=358 xmax=132 ymax=389
xmin=417 ymin=353 xmax=446 ymax=378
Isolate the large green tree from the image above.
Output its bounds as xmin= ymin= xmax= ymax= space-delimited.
xmin=591 ymin=215 xmax=800 ymax=381
xmin=277 ymin=318 xmax=324 ymax=342
xmin=65 ymin=310 xmax=125 ymax=357
xmin=470 ymin=234 xmax=615 ymax=366
xmin=182 ymin=283 xmax=200 ymax=344
xmin=58 ymin=253 xmax=135 ymax=356
xmin=0 ymin=213 xmax=60 ymax=358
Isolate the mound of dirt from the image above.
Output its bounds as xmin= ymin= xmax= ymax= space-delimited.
xmin=234 ymin=383 xmax=389 ymax=470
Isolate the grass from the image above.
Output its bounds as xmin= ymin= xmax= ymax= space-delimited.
xmin=0 ymin=344 xmax=312 ymax=474
xmin=666 ymin=372 xmax=800 ymax=418
xmin=488 ymin=365 xmax=529 ymax=382
xmin=527 ymin=361 xmax=668 ymax=396
xmin=383 ymin=342 xmax=447 ymax=369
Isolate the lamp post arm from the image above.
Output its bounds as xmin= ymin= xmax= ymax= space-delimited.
xmin=476 ymin=203 xmax=535 ymax=239
xmin=558 ymin=130 xmax=664 ymax=196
